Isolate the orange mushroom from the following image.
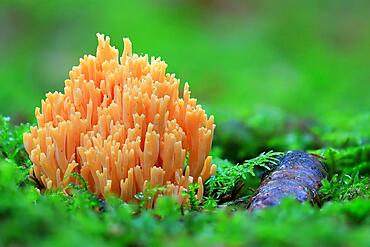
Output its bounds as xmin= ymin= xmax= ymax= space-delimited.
xmin=24 ymin=34 xmax=216 ymax=205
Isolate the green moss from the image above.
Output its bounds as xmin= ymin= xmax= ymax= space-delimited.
xmin=1 ymin=114 xmax=369 ymax=246
xmin=205 ymin=151 xmax=281 ymax=202
xmin=0 ymin=115 xmax=31 ymax=169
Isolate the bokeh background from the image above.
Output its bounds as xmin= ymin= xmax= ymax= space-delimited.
xmin=1 ymin=0 xmax=369 ymax=158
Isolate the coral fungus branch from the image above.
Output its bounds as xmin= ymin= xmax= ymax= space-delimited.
xmin=24 ymin=34 xmax=216 ymax=205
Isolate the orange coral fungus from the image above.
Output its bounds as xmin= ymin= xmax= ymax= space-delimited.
xmin=23 ymin=34 xmax=216 ymax=205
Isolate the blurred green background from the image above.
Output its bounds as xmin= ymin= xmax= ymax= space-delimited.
xmin=1 ymin=0 xmax=369 ymax=124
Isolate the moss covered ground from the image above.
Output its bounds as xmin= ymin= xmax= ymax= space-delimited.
xmin=0 ymin=113 xmax=369 ymax=247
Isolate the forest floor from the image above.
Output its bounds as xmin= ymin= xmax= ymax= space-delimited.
xmin=0 ymin=112 xmax=369 ymax=247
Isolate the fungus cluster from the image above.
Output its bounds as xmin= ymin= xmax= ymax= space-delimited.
xmin=23 ymin=34 xmax=216 ymax=205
